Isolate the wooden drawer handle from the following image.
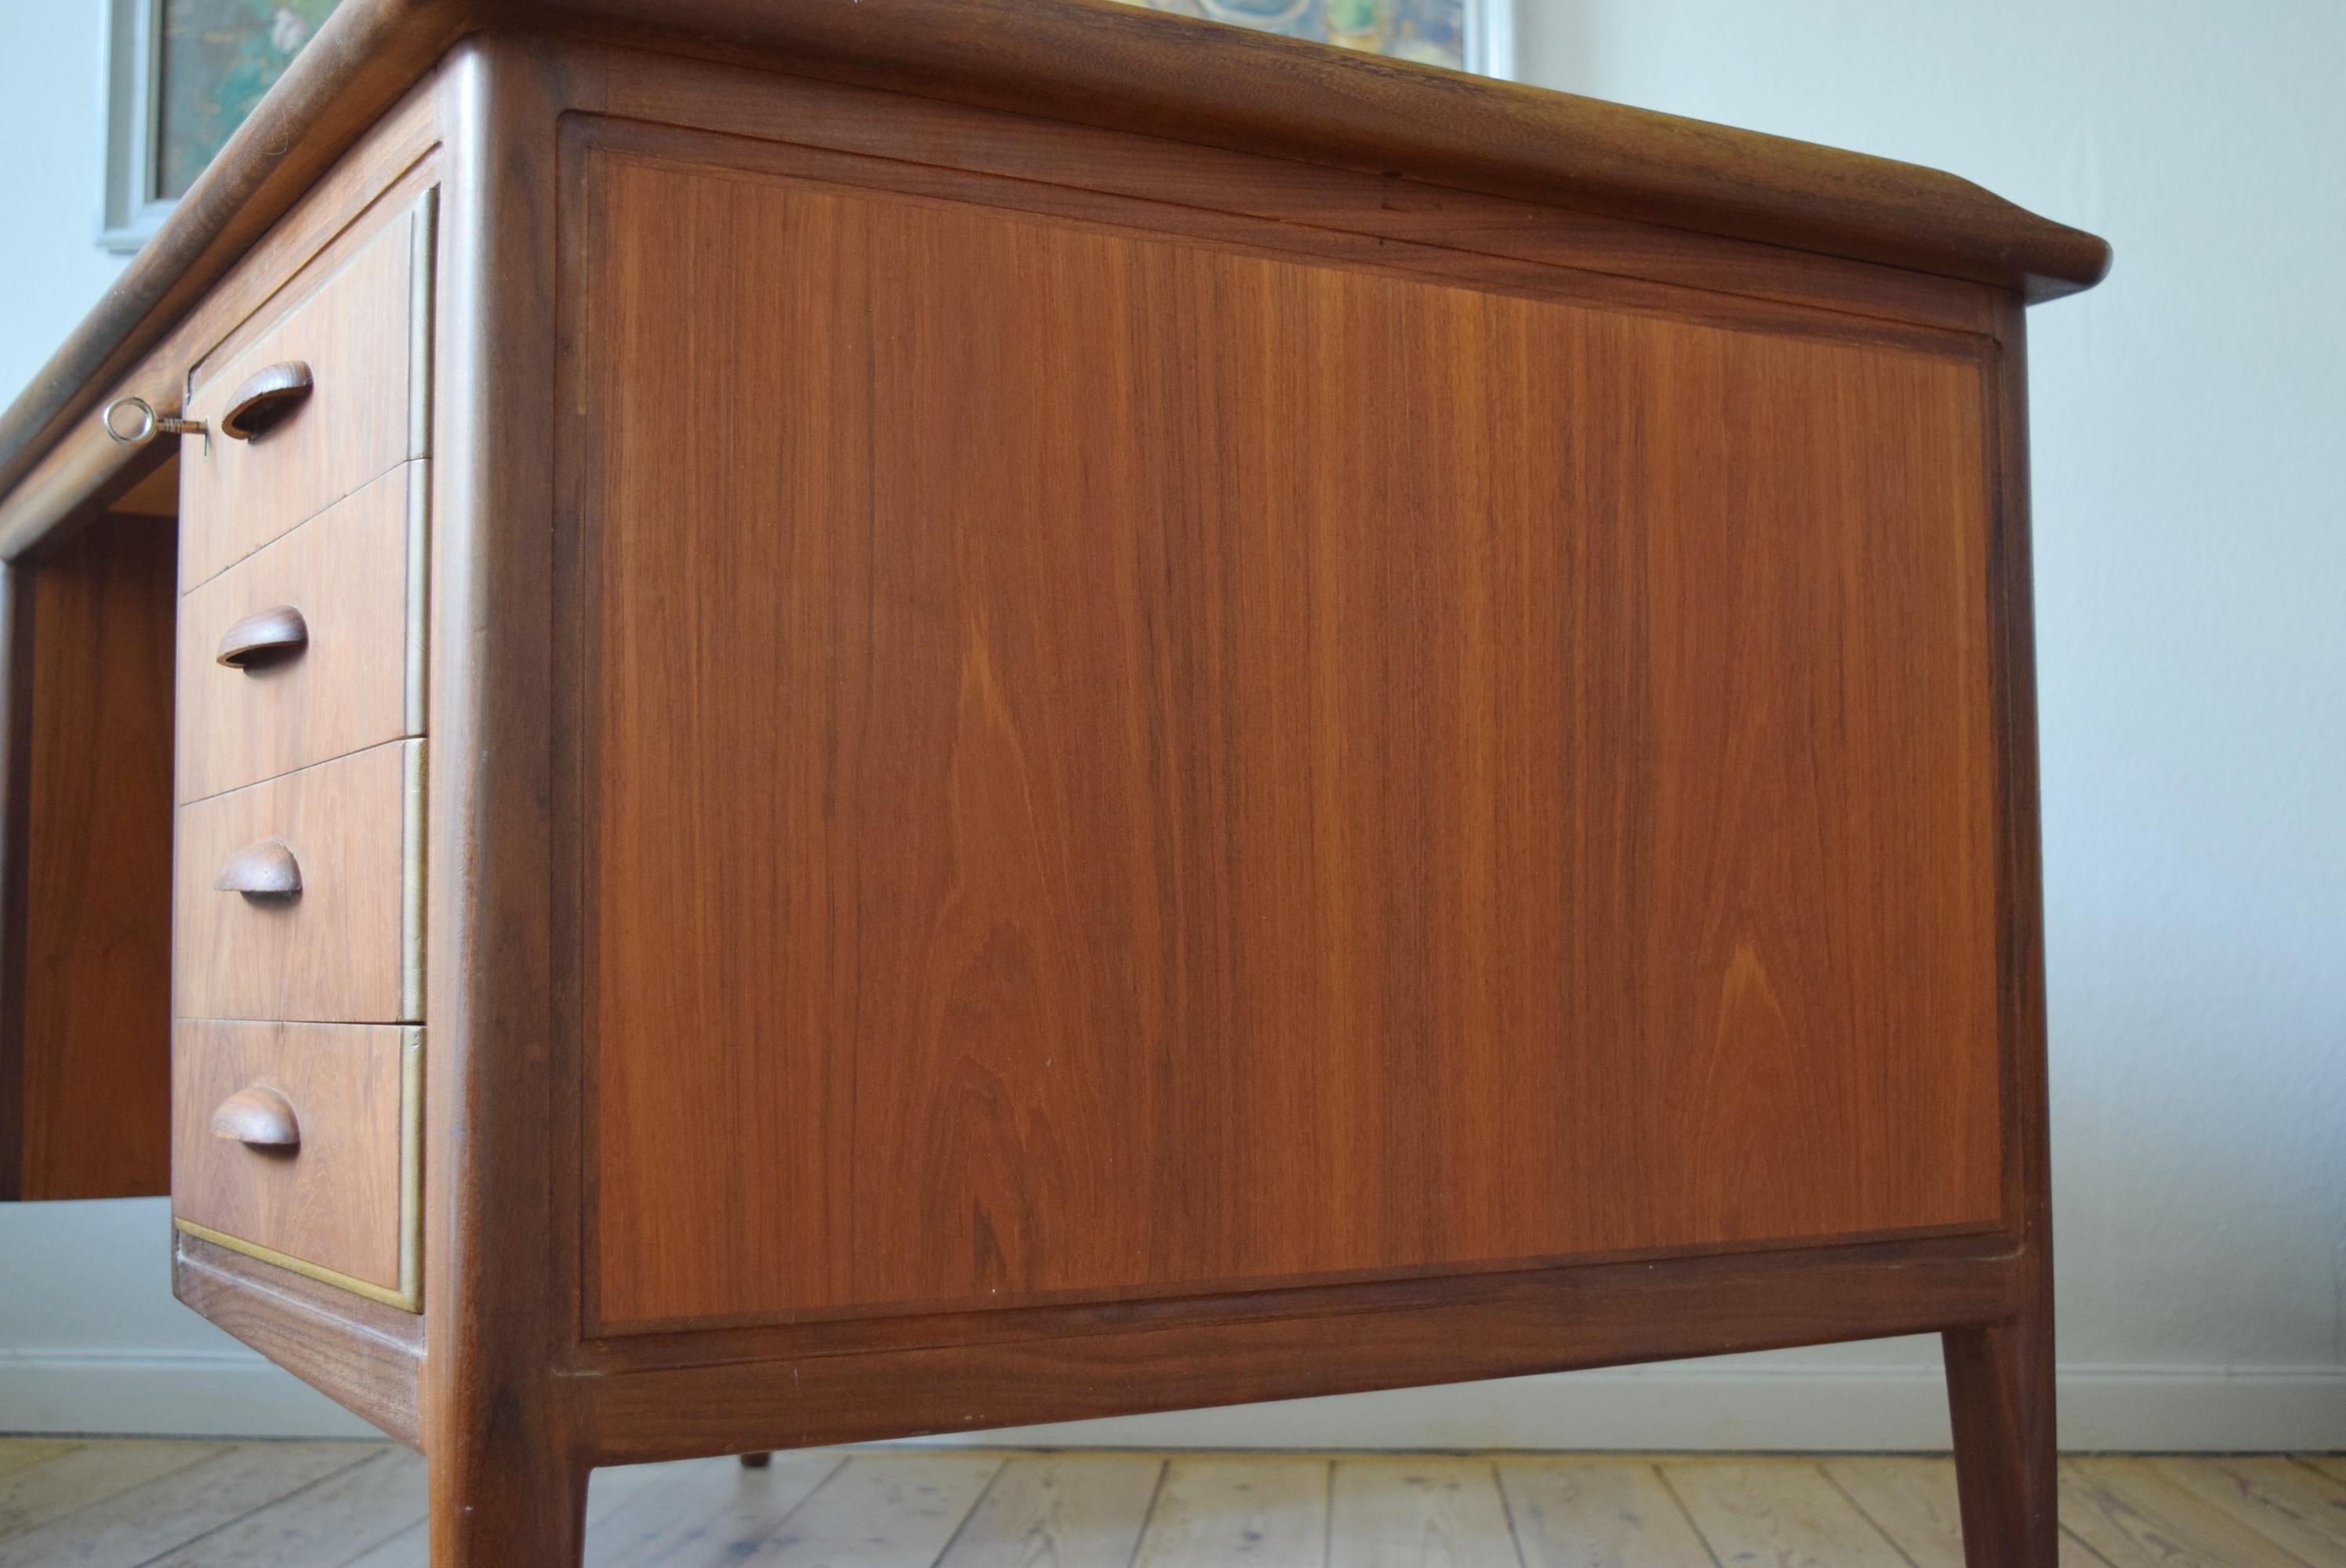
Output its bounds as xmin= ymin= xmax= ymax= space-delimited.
xmin=211 ymin=1086 xmax=300 ymax=1149
xmin=214 ymin=837 xmax=302 ymax=898
xmin=216 ymin=605 xmax=309 ymax=670
xmin=218 ymin=360 xmax=314 ymax=441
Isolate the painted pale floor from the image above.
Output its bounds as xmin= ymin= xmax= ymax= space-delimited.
xmin=0 ymin=1441 xmax=2342 ymax=1566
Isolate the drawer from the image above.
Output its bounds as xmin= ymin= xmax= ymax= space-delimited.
xmin=179 ymin=194 xmax=433 ymax=590
xmin=176 ymin=463 xmax=423 ymax=804
xmin=172 ymin=740 xmax=423 ymax=1022
xmin=172 ymin=1019 xmax=419 ymax=1308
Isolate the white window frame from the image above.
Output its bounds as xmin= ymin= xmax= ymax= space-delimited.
xmin=1469 ymin=0 xmax=1513 ymax=80
xmin=99 ymin=0 xmax=172 ymax=253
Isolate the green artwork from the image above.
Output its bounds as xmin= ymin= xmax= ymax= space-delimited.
xmin=157 ymin=0 xmax=343 ymax=200
xmin=1108 ymin=0 xmax=1469 ymax=69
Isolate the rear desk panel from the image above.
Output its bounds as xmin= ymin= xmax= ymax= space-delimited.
xmin=565 ymin=140 xmax=2003 ymax=1330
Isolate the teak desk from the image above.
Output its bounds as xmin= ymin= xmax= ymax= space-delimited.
xmin=0 ymin=2 xmax=2108 ymax=1561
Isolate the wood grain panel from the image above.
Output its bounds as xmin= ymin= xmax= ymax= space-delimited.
xmin=172 ymin=739 xmax=419 ymax=1023
xmin=171 ymin=1019 xmax=416 ymax=1301
xmin=176 ymin=462 xmax=423 ymax=804
xmin=0 ymin=517 xmax=175 ymax=1200
xmin=572 ymin=145 xmax=2006 ymax=1329
xmin=178 ymin=198 xmax=429 ymax=592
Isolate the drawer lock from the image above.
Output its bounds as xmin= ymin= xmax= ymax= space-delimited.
xmin=100 ymin=396 xmax=205 ymax=448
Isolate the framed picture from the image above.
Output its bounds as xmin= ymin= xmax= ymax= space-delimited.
xmin=1107 ymin=0 xmax=1511 ymax=78
xmin=101 ymin=0 xmax=340 ymax=252
xmin=98 ymin=0 xmax=1508 ymax=254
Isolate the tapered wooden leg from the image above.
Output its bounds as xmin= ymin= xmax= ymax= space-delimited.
xmin=1945 ymin=1310 xmax=2057 ymax=1567
xmin=427 ymin=1441 xmax=590 ymax=1567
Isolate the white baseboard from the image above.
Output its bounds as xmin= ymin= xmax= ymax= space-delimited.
xmin=0 ymin=1351 xmax=380 ymax=1439
xmin=910 ymin=1363 xmax=2346 ymax=1453
xmin=4 ymin=1350 xmax=2341 ymax=1450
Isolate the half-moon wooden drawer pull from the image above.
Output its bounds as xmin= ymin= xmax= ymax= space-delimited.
xmin=211 ymin=1086 xmax=300 ymax=1149
xmin=218 ymin=360 xmax=314 ymax=441
xmin=216 ymin=605 xmax=309 ymax=670
xmin=213 ymin=837 xmax=302 ymax=898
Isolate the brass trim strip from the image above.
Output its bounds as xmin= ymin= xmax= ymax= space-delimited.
xmin=399 ymin=1025 xmax=424 ymax=1306
xmin=173 ymin=1218 xmax=419 ymax=1313
xmin=408 ymin=187 xmax=436 ymax=460
xmin=401 ymin=738 xmax=427 ymax=1021
xmin=405 ymin=459 xmax=430 ymax=739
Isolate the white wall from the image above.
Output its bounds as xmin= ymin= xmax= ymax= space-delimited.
xmin=2 ymin=0 xmax=2340 ymax=1448
xmin=0 ymin=3 xmax=395 ymax=1442
xmin=0 ymin=3 xmax=131 ymax=397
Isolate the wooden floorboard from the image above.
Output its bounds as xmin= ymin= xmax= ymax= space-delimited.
xmin=2149 ymin=1455 xmax=2346 ymax=1564
xmin=1329 ymin=1457 xmax=1520 ymax=1568
xmin=1495 ymin=1457 xmax=1711 ymax=1568
xmin=0 ymin=1441 xmax=369 ymax=1568
xmin=1661 ymin=1458 xmax=1912 ymax=1567
xmin=140 ymin=1446 xmax=428 ymax=1567
xmin=0 ymin=1442 xmax=2339 ymax=1566
xmin=936 ymin=1454 xmax=1164 ymax=1568
xmin=0 ymin=1441 xmax=81 ymax=1483
xmin=1132 ymin=1456 xmax=1330 ymax=1568
xmin=2061 ymin=1457 xmax=2328 ymax=1568
xmin=1821 ymin=1456 xmax=2115 ymax=1568
xmin=0 ymin=1441 xmax=229 ymax=1541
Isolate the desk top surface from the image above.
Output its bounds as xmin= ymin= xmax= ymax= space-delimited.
xmin=0 ymin=0 xmax=2109 ymax=510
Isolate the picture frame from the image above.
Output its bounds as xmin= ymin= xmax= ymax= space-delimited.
xmin=1111 ymin=0 xmax=1509 ymax=78
xmin=100 ymin=0 xmax=340 ymax=254
xmin=97 ymin=0 xmax=1510 ymax=256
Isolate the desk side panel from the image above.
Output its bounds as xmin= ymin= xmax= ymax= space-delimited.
xmin=0 ymin=517 xmax=176 ymax=1200
xmin=565 ymin=131 xmax=2007 ymax=1333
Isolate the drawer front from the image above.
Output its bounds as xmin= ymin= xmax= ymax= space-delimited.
xmin=179 ymin=195 xmax=432 ymax=590
xmin=176 ymin=463 xmax=423 ymax=804
xmin=172 ymin=740 xmax=422 ymax=1022
xmin=172 ymin=1019 xmax=419 ymax=1307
